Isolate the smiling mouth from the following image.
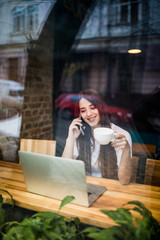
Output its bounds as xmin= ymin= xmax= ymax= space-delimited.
xmin=88 ymin=117 xmax=96 ymax=122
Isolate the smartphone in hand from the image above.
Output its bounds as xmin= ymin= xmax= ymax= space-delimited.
xmin=77 ymin=115 xmax=85 ymax=135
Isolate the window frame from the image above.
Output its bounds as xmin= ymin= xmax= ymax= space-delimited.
xmin=110 ymin=0 xmax=139 ymax=26
xmin=11 ymin=4 xmax=39 ymax=35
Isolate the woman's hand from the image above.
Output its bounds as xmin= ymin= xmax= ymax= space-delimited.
xmin=67 ymin=117 xmax=83 ymax=141
xmin=62 ymin=117 xmax=83 ymax=159
xmin=111 ymin=132 xmax=132 ymax=185
xmin=111 ymin=133 xmax=130 ymax=150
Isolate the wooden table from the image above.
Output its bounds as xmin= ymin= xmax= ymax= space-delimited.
xmin=0 ymin=160 xmax=160 ymax=228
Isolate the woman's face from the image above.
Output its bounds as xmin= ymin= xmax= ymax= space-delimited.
xmin=79 ymin=98 xmax=100 ymax=128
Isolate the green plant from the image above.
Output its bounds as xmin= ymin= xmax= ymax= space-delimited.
xmin=84 ymin=200 xmax=160 ymax=240
xmin=0 ymin=189 xmax=15 ymax=227
xmin=1 ymin=191 xmax=160 ymax=240
xmin=0 ymin=195 xmax=85 ymax=240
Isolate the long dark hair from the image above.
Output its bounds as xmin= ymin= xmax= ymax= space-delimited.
xmin=76 ymin=89 xmax=118 ymax=179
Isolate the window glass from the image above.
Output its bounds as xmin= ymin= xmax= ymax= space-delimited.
xmin=12 ymin=4 xmax=38 ymax=34
xmin=111 ymin=0 xmax=139 ymax=25
xmin=131 ymin=3 xmax=138 ymax=25
xmin=27 ymin=5 xmax=38 ymax=32
xmin=12 ymin=7 xmax=25 ymax=33
xmin=0 ymin=0 xmax=160 ymax=187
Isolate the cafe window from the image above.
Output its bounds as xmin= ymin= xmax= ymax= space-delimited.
xmin=110 ymin=0 xmax=139 ymax=25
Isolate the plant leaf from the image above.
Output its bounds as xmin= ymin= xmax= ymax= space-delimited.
xmin=101 ymin=208 xmax=133 ymax=225
xmin=82 ymin=227 xmax=100 ymax=233
xmin=33 ymin=211 xmax=61 ymax=220
xmin=123 ymin=201 xmax=151 ymax=217
xmin=0 ymin=189 xmax=15 ymax=207
xmin=87 ymin=226 xmax=124 ymax=240
xmin=58 ymin=196 xmax=75 ymax=211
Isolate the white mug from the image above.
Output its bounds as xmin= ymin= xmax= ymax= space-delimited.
xmin=93 ymin=127 xmax=116 ymax=145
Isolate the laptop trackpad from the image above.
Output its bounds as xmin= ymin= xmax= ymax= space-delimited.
xmin=87 ymin=183 xmax=106 ymax=206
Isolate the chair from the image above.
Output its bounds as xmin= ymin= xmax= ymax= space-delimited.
xmin=144 ymin=158 xmax=160 ymax=186
xmin=20 ymin=139 xmax=56 ymax=156
xmin=132 ymin=143 xmax=157 ymax=184
xmin=130 ymin=156 xmax=139 ymax=183
xmin=132 ymin=143 xmax=156 ymax=158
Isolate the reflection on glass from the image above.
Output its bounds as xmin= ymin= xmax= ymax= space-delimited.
xmin=27 ymin=5 xmax=38 ymax=32
xmin=0 ymin=0 xmax=159 ymax=187
xmin=12 ymin=7 xmax=25 ymax=33
xmin=0 ymin=79 xmax=24 ymax=162
xmin=128 ymin=49 xmax=141 ymax=54
xmin=0 ymin=0 xmax=54 ymax=162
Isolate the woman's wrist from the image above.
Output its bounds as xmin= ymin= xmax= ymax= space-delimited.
xmin=122 ymin=146 xmax=131 ymax=160
xmin=66 ymin=136 xmax=75 ymax=145
xmin=123 ymin=140 xmax=130 ymax=151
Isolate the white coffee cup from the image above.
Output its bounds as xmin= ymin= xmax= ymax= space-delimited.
xmin=93 ymin=127 xmax=116 ymax=145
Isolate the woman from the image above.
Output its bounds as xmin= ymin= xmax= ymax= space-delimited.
xmin=62 ymin=89 xmax=132 ymax=185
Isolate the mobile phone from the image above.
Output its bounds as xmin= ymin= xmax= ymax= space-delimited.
xmin=78 ymin=115 xmax=85 ymax=135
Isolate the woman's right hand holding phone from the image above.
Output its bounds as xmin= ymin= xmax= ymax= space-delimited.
xmin=62 ymin=117 xmax=83 ymax=159
xmin=68 ymin=117 xmax=82 ymax=141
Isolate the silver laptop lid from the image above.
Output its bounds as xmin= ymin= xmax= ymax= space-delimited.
xmin=19 ymin=150 xmax=90 ymax=206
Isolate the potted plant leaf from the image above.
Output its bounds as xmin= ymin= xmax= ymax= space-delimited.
xmin=0 ymin=188 xmax=37 ymax=227
xmin=84 ymin=200 xmax=160 ymax=240
xmin=0 ymin=189 xmax=15 ymax=227
xmin=1 ymin=189 xmax=160 ymax=240
xmin=0 ymin=195 xmax=86 ymax=240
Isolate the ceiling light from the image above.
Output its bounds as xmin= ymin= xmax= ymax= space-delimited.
xmin=128 ymin=49 xmax=142 ymax=54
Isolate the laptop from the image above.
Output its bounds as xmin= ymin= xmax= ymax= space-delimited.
xmin=18 ymin=150 xmax=106 ymax=207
